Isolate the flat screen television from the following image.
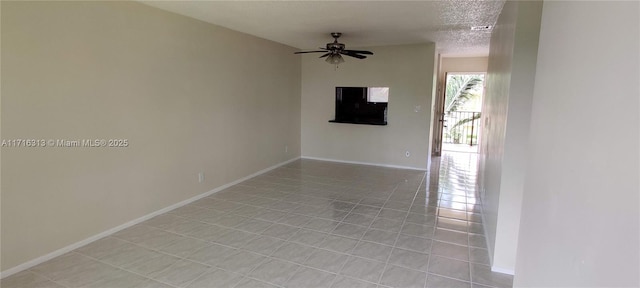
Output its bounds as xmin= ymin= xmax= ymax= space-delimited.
xmin=330 ymin=87 xmax=388 ymax=125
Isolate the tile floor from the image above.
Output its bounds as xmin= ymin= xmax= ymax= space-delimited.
xmin=3 ymin=152 xmax=513 ymax=288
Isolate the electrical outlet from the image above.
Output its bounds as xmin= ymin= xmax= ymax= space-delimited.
xmin=198 ymin=172 xmax=204 ymax=183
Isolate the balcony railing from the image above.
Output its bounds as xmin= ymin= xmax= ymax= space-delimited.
xmin=443 ymin=111 xmax=481 ymax=146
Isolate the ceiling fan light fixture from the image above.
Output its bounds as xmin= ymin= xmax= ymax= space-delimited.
xmin=325 ymin=54 xmax=345 ymax=65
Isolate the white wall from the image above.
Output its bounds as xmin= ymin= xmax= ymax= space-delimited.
xmin=514 ymin=1 xmax=639 ymax=286
xmin=479 ymin=0 xmax=542 ymax=273
xmin=301 ymin=44 xmax=436 ymax=170
xmin=1 ymin=1 xmax=301 ymax=271
xmin=440 ymin=57 xmax=488 ymax=78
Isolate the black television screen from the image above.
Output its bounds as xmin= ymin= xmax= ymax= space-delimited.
xmin=331 ymin=87 xmax=388 ymax=125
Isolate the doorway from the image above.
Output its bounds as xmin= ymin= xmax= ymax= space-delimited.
xmin=438 ymin=72 xmax=485 ymax=153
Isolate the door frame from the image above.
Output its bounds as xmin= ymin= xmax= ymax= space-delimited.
xmin=432 ymin=71 xmax=486 ymax=156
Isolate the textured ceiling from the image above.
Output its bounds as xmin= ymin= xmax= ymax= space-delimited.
xmin=141 ymin=1 xmax=505 ymax=56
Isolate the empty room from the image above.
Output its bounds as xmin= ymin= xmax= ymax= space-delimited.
xmin=1 ymin=1 xmax=638 ymax=288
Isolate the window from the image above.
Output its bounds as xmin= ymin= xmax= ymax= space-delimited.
xmin=367 ymin=87 xmax=389 ymax=103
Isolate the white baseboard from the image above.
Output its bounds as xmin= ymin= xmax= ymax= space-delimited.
xmin=491 ymin=266 xmax=515 ymax=275
xmin=478 ymin=193 xmax=494 ymax=266
xmin=477 ymin=190 xmax=516 ymax=276
xmin=0 ymin=157 xmax=300 ymax=279
xmin=301 ymin=156 xmax=427 ymax=171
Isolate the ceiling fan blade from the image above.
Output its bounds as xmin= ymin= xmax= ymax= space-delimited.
xmin=340 ymin=51 xmax=367 ymax=59
xmin=300 ymin=34 xmax=373 ymax=64
xmin=343 ymin=49 xmax=373 ymax=55
xmin=294 ymin=50 xmax=328 ymax=54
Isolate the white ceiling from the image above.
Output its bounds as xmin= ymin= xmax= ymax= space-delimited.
xmin=141 ymin=1 xmax=505 ymax=56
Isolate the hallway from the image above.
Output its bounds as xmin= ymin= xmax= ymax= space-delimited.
xmin=3 ymin=153 xmax=513 ymax=288
xmin=424 ymin=152 xmax=512 ymax=287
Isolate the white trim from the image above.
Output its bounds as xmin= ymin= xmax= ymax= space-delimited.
xmin=477 ymin=188 xmax=515 ymax=276
xmin=491 ymin=266 xmax=515 ymax=275
xmin=478 ymin=187 xmax=496 ymax=266
xmin=0 ymin=157 xmax=300 ymax=279
xmin=301 ymin=156 xmax=427 ymax=171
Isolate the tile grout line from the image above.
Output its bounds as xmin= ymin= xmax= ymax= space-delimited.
xmin=17 ymin=163 xmax=440 ymax=288
xmin=72 ymin=251 xmax=180 ymax=288
xmin=146 ymin=194 xmax=351 ymax=287
xmin=23 ymin=269 xmax=73 ymax=288
xmin=375 ymin=171 xmax=427 ymax=286
xmin=239 ymin=159 xmax=484 ymax=283
xmin=78 ymin=221 xmax=275 ymax=287
xmin=316 ymin=189 xmax=370 ymax=288
xmin=223 ymin=182 xmax=371 ymax=287
xmin=273 ymin=164 xmax=410 ymax=286
xmin=423 ymin=174 xmax=438 ymax=288
xmin=315 ymin=178 xmax=410 ymax=286
xmin=160 ymin=187 xmax=410 ymax=287
xmin=426 ymin=155 xmax=477 ymax=287
xmin=209 ymin=162 xmax=476 ymax=283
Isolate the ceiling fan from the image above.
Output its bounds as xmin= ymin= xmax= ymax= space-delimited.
xmin=294 ymin=32 xmax=373 ymax=66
